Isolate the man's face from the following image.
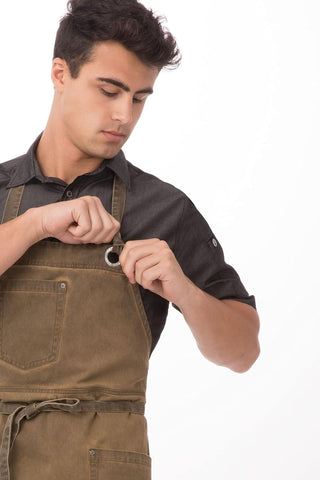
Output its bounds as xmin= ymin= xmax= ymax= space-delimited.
xmin=55 ymin=41 xmax=159 ymax=160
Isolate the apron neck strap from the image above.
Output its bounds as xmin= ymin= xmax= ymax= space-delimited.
xmin=111 ymin=174 xmax=126 ymax=224
xmin=111 ymin=174 xmax=126 ymax=247
xmin=1 ymin=185 xmax=25 ymax=224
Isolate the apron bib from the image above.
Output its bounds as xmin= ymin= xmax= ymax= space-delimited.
xmin=0 ymin=177 xmax=152 ymax=479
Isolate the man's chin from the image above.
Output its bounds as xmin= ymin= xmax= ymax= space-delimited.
xmin=91 ymin=143 xmax=123 ymax=160
xmin=101 ymin=146 xmax=123 ymax=159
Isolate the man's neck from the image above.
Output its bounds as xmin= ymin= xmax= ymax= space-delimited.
xmin=36 ymin=128 xmax=104 ymax=185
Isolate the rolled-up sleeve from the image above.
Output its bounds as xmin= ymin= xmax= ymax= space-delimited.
xmin=174 ymin=197 xmax=256 ymax=309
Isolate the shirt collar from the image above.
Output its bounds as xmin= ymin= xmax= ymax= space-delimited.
xmin=7 ymin=134 xmax=131 ymax=189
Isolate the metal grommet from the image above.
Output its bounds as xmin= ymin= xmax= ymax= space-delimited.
xmin=212 ymin=238 xmax=218 ymax=248
xmin=105 ymin=246 xmax=120 ymax=267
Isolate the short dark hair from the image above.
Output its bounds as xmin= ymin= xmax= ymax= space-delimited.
xmin=53 ymin=0 xmax=181 ymax=77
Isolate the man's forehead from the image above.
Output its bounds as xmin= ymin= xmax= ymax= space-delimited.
xmin=87 ymin=41 xmax=159 ymax=80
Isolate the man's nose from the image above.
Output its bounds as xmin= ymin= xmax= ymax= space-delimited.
xmin=111 ymin=98 xmax=133 ymax=125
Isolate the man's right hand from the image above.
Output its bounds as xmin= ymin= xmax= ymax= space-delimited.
xmin=37 ymin=196 xmax=120 ymax=244
xmin=0 ymin=196 xmax=119 ymax=276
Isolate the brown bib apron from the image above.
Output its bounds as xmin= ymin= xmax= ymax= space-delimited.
xmin=0 ymin=177 xmax=152 ymax=479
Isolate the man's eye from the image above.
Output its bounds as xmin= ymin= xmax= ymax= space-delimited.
xmin=101 ymin=89 xmax=117 ymax=98
xmin=133 ymin=97 xmax=143 ymax=104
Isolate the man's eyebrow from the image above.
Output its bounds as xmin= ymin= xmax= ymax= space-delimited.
xmin=97 ymin=77 xmax=153 ymax=95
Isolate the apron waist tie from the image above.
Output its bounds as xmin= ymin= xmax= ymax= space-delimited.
xmin=0 ymin=398 xmax=145 ymax=480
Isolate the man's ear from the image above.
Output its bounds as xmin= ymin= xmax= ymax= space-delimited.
xmin=51 ymin=57 xmax=69 ymax=91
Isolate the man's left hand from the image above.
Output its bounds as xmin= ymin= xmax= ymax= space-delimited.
xmin=119 ymin=239 xmax=191 ymax=306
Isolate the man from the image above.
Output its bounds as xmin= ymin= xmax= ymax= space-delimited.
xmin=0 ymin=0 xmax=260 ymax=478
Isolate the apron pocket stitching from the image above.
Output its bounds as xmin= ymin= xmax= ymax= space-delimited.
xmin=89 ymin=449 xmax=151 ymax=480
xmin=0 ymin=279 xmax=67 ymax=370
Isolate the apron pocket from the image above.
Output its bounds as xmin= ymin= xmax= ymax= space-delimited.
xmin=0 ymin=279 xmax=67 ymax=370
xmin=89 ymin=449 xmax=151 ymax=480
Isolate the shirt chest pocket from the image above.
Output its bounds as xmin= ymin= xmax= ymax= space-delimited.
xmin=0 ymin=279 xmax=67 ymax=370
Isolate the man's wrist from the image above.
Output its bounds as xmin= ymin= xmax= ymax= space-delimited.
xmin=20 ymin=207 xmax=47 ymax=245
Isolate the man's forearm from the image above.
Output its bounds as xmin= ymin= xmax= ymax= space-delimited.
xmin=0 ymin=209 xmax=41 ymax=276
xmin=119 ymin=239 xmax=260 ymax=372
xmin=178 ymin=278 xmax=260 ymax=373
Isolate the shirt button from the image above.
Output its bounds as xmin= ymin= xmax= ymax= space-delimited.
xmin=212 ymin=238 xmax=218 ymax=248
xmin=66 ymin=190 xmax=73 ymax=199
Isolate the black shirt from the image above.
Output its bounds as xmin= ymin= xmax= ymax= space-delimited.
xmin=0 ymin=136 xmax=256 ymax=352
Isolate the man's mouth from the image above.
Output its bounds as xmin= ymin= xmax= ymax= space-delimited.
xmin=102 ymin=130 xmax=126 ymax=142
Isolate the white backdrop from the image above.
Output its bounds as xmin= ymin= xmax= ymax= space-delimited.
xmin=0 ymin=1 xmax=319 ymax=479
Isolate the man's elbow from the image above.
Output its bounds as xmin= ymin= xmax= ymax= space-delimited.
xmin=202 ymin=338 xmax=261 ymax=373
xmin=227 ymin=340 xmax=261 ymax=373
